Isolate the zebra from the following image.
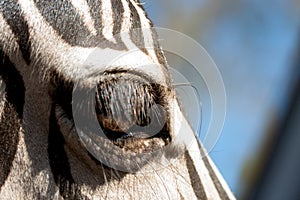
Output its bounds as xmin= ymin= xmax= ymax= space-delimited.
xmin=0 ymin=0 xmax=235 ymax=199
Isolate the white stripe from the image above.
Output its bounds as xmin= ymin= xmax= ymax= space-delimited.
xmin=0 ymin=79 xmax=5 ymax=120
xmin=120 ymin=0 xmax=131 ymax=33
xmin=119 ymin=0 xmax=137 ymax=50
xmin=69 ymin=0 xmax=97 ymax=36
xmin=101 ymin=0 xmax=116 ymax=42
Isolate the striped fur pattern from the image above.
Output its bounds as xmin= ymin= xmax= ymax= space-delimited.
xmin=0 ymin=0 xmax=235 ymax=199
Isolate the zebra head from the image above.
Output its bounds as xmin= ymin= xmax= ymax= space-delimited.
xmin=0 ymin=0 xmax=235 ymax=199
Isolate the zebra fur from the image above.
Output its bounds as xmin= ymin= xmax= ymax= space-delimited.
xmin=0 ymin=0 xmax=235 ymax=199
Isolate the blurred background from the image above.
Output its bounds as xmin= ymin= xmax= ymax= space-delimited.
xmin=145 ymin=0 xmax=300 ymax=199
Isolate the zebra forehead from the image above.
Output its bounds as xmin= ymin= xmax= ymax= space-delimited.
xmin=3 ymin=0 xmax=165 ymax=83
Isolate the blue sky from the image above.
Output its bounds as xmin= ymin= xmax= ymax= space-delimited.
xmin=146 ymin=0 xmax=300 ymax=196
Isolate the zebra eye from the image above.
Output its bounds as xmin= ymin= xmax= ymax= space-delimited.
xmin=50 ymin=71 xmax=171 ymax=155
xmin=94 ymin=72 xmax=171 ymax=149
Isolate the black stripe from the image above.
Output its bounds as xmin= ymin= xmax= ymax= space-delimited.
xmin=198 ymin=142 xmax=231 ymax=200
xmin=177 ymin=189 xmax=185 ymax=200
xmin=0 ymin=50 xmax=25 ymax=187
xmin=0 ymin=104 xmax=21 ymax=188
xmin=185 ymin=151 xmax=208 ymax=200
xmin=128 ymin=1 xmax=148 ymax=55
xmin=48 ymin=105 xmax=86 ymax=199
xmin=0 ymin=50 xmax=25 ymax=118
xmin=150 ymin=28 xmax=168 ymax=67
xmin=110 ymin=0 xmax=126 ymax=49
xmin=87 ymin=0 xmax=103 ymax=36
xmin=34 ymin=0 xmax=93 ymax=47
xmin=150 ymin=28 xmax=172 ymax=87
xmin=34 ymin=0 xmax=125 ymax=50
xmin=0 ymin=0 xmax=31 ymax=65
xmin=111 ymin=0 xmax=124 ymax=36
